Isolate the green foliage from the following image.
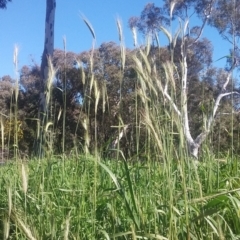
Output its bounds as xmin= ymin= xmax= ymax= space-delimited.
xmin=10 ymin=39 xmax=239 ymax=158
xmin=0 ymin=1 xmax=240 ymax=237
xmin=0 ymin=119 xmax=23 ymax=142
xmin=0 ymin=156 xmax=240 ymax=239
xmin=0 ymin=0 xmax=11 ymax=9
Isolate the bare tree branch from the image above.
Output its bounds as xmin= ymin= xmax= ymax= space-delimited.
xmin=207 ymin=91 xmax=240 ymax=131
xmin=111 ymin=124 xmax=129 ymax=149
xmin=163 ymin=90 xmax=181 ymax=117
xmin=222 ymin=61 xmax=237 ymax=91
xmin=191 ymin=0 xmax=215 ymax=44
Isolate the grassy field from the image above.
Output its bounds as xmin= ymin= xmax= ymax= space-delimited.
xmin=1 ymin=15 xmax=240 ymax=239
xmin=1 ymin=154 xmax=240 ymax=239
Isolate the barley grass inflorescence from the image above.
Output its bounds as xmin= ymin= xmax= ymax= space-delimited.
xmin=0 ymin=13 xmax=240 ymax=240
xmin=0 ymin=156 xmax=240 ymax=239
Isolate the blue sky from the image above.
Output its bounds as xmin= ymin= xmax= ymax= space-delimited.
xmin=0 ymin=0 xmax=232 ymax=78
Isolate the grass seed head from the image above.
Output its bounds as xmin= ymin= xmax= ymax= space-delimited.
xmin=21 ymin=163 xmax=28 ymax=195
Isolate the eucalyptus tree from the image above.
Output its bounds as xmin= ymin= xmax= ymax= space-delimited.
xmin=0 ymin=0 xmax=11 ymax=9
xmin=130 ymin=0 xmax=240 ymax=159
xmin=0 ymin=75 xmax=13 ymax=115
xmin=209 ymin=0 xmax=240 ymax=70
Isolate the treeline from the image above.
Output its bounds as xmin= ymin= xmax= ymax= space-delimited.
xmin=0 ymin=40 xmax=239 ymax=159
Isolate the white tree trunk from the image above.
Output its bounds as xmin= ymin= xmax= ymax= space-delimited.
xmin=159 ymin=17 xmax=238 ymax=160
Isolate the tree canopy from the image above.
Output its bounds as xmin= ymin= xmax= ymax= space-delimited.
xmin=0 ymin=0 xmax=11 ymax=9
xmin=0 ymin=0 xmax=240 ymax=159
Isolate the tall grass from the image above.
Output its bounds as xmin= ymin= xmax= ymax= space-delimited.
xmin=1 ymin=155 xmax=240 ymax=239
xmin=0 ymin=17 xmax=240 ymax=240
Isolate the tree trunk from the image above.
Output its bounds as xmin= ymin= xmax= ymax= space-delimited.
xmin=187 ymin=140 xmax=201 ymax=159
xmin=36 ymin=0 xmax=56 ymax=157
xmin=41 ymin=0 xmax=56 ymax=86
xmin=158 ymin=18 xmax=238 ymax=160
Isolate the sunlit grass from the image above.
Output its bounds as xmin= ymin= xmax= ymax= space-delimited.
xmin=0 ymin=14 xmax=240 ymax=240
xmin=0 ymin=155 xmax=240 ymax=239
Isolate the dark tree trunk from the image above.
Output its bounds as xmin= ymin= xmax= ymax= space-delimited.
xmin=35 ymin=0 xmax=56 ymax=157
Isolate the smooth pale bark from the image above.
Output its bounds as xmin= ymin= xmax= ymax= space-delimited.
xmin=160 ymin=8 xmax=238 ymax=159
xmin=111 ymin=124 xmax=129 ymax=149
xmin=162 ymin=58 xmax=238 ymax=159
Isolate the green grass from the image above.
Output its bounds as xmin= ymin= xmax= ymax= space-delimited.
xmin=1 ymin=155 xmax=240 ymax=239
xmin=1 ymin=14 xmax=240 ymax=240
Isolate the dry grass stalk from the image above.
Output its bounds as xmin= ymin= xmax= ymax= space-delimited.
xmin=13 ymin=45 xmax=19 ymax=101
xmin=10 ymin=209 xmax=37 ymax=240
xmin=131 ymin=26 xmax=138 ymax=47
xmin=0 ymin=116 xmax=4 ymax=162
xmin=64 ymin=210 xmax=72 ymax=240
xmin=45 ymin=57 xmax=56 ymax=108
xmin=81 ymin=117 xmax=90 ymax=153
xmin=21 ymin=163 xmax=28 ymax=195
